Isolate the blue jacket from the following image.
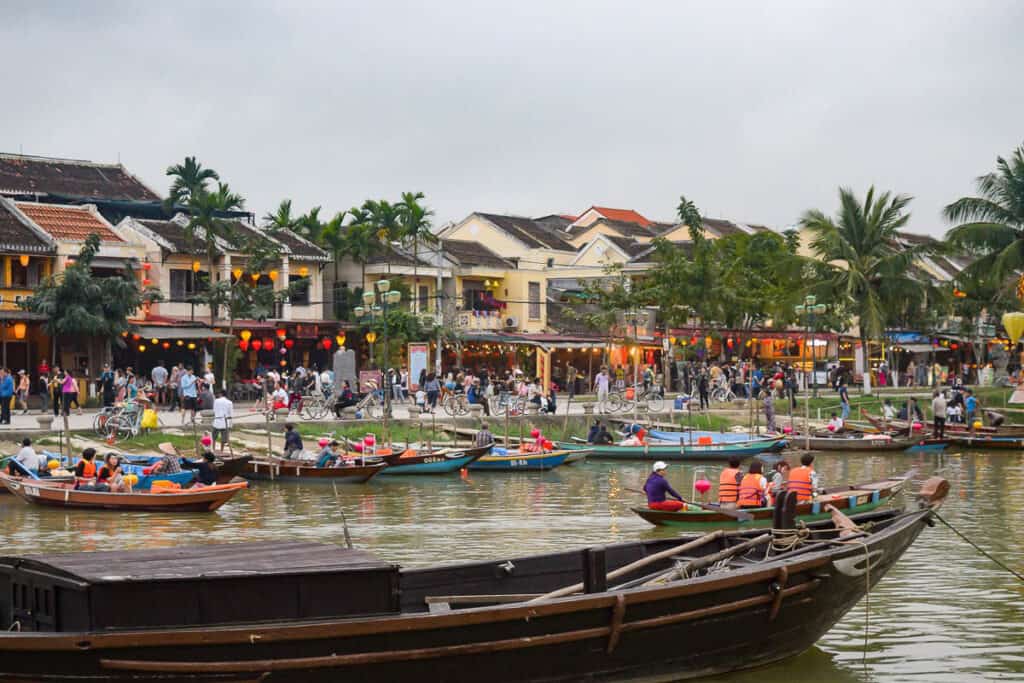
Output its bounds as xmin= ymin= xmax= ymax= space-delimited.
xmin=0 ymin=375 xmax=13 ymax=398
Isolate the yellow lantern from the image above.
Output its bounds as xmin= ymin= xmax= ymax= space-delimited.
xmin=250 ymin=273 xmax=260 ymax=283
xmin=1002 ymin=312 xmax=1024 ymax=344
xmin=336 ymin=333 xmax=346 ymax=347
xmin=669 ymin=336 xmax=676 ymax=345
xmin=12 ymin=323 xmax=26 ymax=340
xmin=298 ymin=266 xmax=309 ymax=278
xmin=18 ymin=254 xmax=29 ymax=267
xmin=191 ymin=260 xmax=201 ymax=272
xmin=705 ymin=336 xmax=713 ymax=348
xmin=240 ymin=330 xmax=252 ymax=342
xmin=269 ymin=269 xmax=279 ymax=282
xmin=187 ymin=342 xmax=196 ymax=350
xmin=366 ymin=331 xmax=377 ymax=344
xmin=176 ymin=340 xmax=184 ymax=346
xmin=150 ymin=338 xmax=159 ymax=345
xmin=138 ymin=344 xmax=146 ymax=352
xmin=232 ymin=267 xmax=243 ymax=280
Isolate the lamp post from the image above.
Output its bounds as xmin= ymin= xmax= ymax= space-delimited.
xmin=624 ymin=309 xmax=641 ymax=424
xmin=354 ymin=279 xmax=402 ymax=442
xmin=795 ymin=295 xmax=827 ymax=447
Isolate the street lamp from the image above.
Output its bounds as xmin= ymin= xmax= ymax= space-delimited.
xmin=355 ymin=281 xmax=402 ymax=442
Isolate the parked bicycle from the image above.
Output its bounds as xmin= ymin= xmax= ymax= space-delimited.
xmin=442 ymin=393 xmax=470 ymax=417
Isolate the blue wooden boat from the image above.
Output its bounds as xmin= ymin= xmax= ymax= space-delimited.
xmin=120 ymin=463 xmax=195 ymax=490
xmin=375 ymin=445 xmax=490 ymax=475
xmin=468 ymin=448 xmax=569 ymax=471
xmin=563 ymin=436 xmax=785 ymax=461
xmin=648 ymin=429 xmax=763 ymax=444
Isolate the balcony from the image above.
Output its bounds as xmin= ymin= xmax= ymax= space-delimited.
xmin=454 ymin=308 xmax=504 ymax=331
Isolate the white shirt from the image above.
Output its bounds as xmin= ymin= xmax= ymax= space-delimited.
xmin=212 ymin=396 xmax=233 ymax=430
xmin=272 ymin=387 xmax=288 ymax=404
xmin=595 ymin=373 xmax=609 ymax=392
xmin=828 ymin=417 xmax=844 ymax=430
xmin=15 ymin=446 xmax=43 ymax=472
xmin=203 ymin=371 xmax=215 ymax=386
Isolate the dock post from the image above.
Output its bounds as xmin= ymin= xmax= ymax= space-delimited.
xmin=582 ymin=546 xmax=607 ymax=594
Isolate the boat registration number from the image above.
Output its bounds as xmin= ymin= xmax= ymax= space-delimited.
xmin=422 ymin=457 xmax=442 ymax=464
xmin=24 ymin=485 xmax=38 ymax=496
xmin=509 ymin=459 xmax=530 ymax=467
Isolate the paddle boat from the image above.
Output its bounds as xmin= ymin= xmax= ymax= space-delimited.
xmin=242 ymin=456 xmax=387 ymax=483
xmin=468 ymin=446 xmax=571 ymax=471
xmin=632 ymin=473 xmax=910 ymax=529
xmin=373 ymin=445 xmax=491 ymax=475
xmin=561 ymin=435 xmax=785 ymax=461
xmin=0 ymin=457 xmax=74 ymax=493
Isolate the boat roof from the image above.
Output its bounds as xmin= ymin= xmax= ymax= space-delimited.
xmin=0 ymin=542 xmax=394 ymax=584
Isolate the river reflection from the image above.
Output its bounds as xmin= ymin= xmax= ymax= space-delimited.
xmin=1 ymin=449 xmax=1022 ymax=681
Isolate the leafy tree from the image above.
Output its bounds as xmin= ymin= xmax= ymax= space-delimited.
xmin=180 ymin=182 xmax=246 ymax=325
xmin=397 ymin=191 xmax=436 ymax=314
xmin=944 ymin=143 xmax=1024 ymax=287
xmin=569 ymin=266 xmax=652 ymax=363
xmin=676 ymin=194 xmax=703 ymax=236
xmin=165 ymin=156 xmax=219 ymax=212
xmin=343 ymin=206 xmax=384 ymax=289
xmin=362 ymin=199 xmax=403 ymax=243
xmin=23 ymin=234 xmax=162 ymax=363
xmin=800 ymin=187 xmax=930 ymax=392
xmin=263 ymin=199 xmax=300 ymax=233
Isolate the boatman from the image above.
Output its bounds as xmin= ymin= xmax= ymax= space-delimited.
xmin=718 ymin=456 xmax=743 ymax=508
xmin=643 ymin=461 xmax=686 ymax=511
xmin=786 ymin=453 xmax=819 ymax=502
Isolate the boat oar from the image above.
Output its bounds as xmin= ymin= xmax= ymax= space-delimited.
xmin=624 ymin=486 xmax=753 ymax=522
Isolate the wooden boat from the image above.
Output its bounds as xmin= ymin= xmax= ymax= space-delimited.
xmin=374 ymin=445 xmax=491 ymax=475
xmin=0 ymin=473 xmax=247 ymax=512
xmin=213 ymin=454 xmax=255 ymax=483
xmin=632 ymin=473 xmax=910 ymax=529
xmin=0 ymin=458 xmax=74 ymax=493
xmin=561 ymin=436 xmax=785 ymax=461
xmin=648 ymin=429 xmax=769 ymax=444
xmin=0 ymin=478 xmax=950 ymax=682
xmin=468 ymin=448 xmax=570 ymax=471
xmin=944 ymin=433 xmax=1024 ymax=450
xmin=859 ymin=411 xmax=1024 ymax=437
xmin=784 ymin=433 xmax=921 ymax=451
xmin=242 ymin=457 xmax=386 ymax=483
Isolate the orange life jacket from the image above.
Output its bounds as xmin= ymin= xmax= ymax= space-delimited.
xmin=718 ymin=467 xmax=741 ymax=503
xmin=77 ymin=459 xmax=96 ymax=481
xmin=738 ymin=473 xmax=766 ymax=508
xmin=786 ymin=465 xmax=814 ymax=502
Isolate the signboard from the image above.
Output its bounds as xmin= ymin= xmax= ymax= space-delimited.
xmin=408 ymin=342 xmax=429 ymax=391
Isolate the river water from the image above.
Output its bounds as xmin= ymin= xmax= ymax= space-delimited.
xmin=2 ymin=449 xmax=1022 ymax=681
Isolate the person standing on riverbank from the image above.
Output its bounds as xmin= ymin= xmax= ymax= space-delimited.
xmin=932 ymin=391 xmax=947 ymax=439
xmin=838 ymin=380 xmax=850 ymax=420
xmin=0 ymin=368 xmax=14 ymax=424
xmin=594 ymin=366 xmax=610 ymax=413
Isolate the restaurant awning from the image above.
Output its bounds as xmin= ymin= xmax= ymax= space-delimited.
xmin=131 ymin=325 xmax=234 ymax=340
xmin=898 ymin=344 xmax=940 ymax=354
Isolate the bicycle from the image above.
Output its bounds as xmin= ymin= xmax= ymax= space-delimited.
xmin=104 ymin=398 xmax=149 ymax=440
xmin=93 ymin=406 xmax=119 ymax=436
xmin=296 ymin=393 xmax=332 ymax=420
xmin=490 ymin=391 xmax=526 ymax=417
xmin=442 ymin=393 xmax=470 ymax=417
xmin=710 ymin=384 xmax=737 ymax=404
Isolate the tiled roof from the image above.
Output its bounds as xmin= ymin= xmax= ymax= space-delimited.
xmin=16 ymin=202 xmax=123 ymax=243
xmin=442 ymin=239 xmax=513 ymax=269
xmin=589 ymin=206 xmax=653 ymax=227
xmin=266 ymin=228 xmax=329 ymax=260
xmin=0 ymin=202 xmax=55 ymax=253
xmin=0 ymin=153 xmax=160 ymax=202
xmin=477 ymin=213 xmax=576 ymax=251
xmin=367 ymin=244 xmax=434 ymax=267
xmin=629 ymin=240 xmax=694 ymax=264
xmin=571 ymin=218 xmax=656 ymax=239
xmin=602 ymin=234 xmax=649 ymax=257
xmin=135 ymin=219 xmax=208 ymax=254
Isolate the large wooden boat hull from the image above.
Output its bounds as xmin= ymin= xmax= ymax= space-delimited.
xmin=0 ymin=457 xmax=73 ymax=493
xmin=632 ymin=476 xmax=908 ymax=529
xmin=468 ymin=450 xmax=570 ymax=471
xmin=784 ymin=434 xmax=920 ymax=451
xmin=214 ymin=454 xmax=255 ymax=483
xmin=944 ymin=434 xmax=1024 ymax=450
xmin=0 ymin=474 xmax=246 ymax=512
xmin=560 ymin=437 xmax=785 ymax=461
xmin=242 ymin=459 xmax=386 ymax=483
xmin=376 ymin=446 xmax=490 ymax=475
xmin=0 ymin=504 xmax=941 ymax=682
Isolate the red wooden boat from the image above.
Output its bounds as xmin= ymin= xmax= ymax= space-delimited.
xmin=0 ymin=473 xmax=247 ymax=512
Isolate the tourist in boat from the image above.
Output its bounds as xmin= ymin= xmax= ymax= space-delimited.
xmin=786 ymin=453 xmax=818 ymax=502
xmin=718 ymin=456 xmax=742 ymax=507
xmin=827 ymin=412 xmax=845 ymax=432
xmin=594 ymin=423 xmax=614 ymax=445
xmin=643 ymin=461 xmax=685 ymax=511
xmin=8 ymin=438 xmax=43 ymax=477
xmin=882 ymin=398 xmax=896 ymax=421
xmin=97 ymin=454 xmax=125 ymax=492
xmin=181 ymin=451 xmax=218 ymax=485
xmin=964 ymin=390 xmax=978 ymax=430
xmin=932 ymin=391 xmax=947 ymax=439
xmin=74 ymin=448 xmax=100 ymax=490
xmin=316 ymin=440 xmax=341 ymax=468
xmin=475 ymin=422 xmax=495 ymax=448
xmin=621 ymin=424 xmax=647 ymax=447
xmin=283 ymin=423 xmax=304 ymax=459
xmin=586 ymin=419 xmax=601 ymax=443
xmin=767 ymin=460 xmax=790 ymax=504
xmin=149 ymin=443 xmax=184 ymax=475
xmin=737 ymin=461 xmax=768 ymax=509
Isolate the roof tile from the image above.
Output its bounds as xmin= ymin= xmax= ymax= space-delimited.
xmin=0 ymin=153 xmax=159 ymax=202
xmin=16 ymin=202 xmax=123 ymax=243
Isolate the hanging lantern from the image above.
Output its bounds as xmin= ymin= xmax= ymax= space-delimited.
xmin=1002 ymin=312 xmax=1024 ymax=344
xmin=12 ymin=323 xmax=26 ymax=340
xmin=142 ymin=261 xmax=152 ymax=271
xmin=280 ymin=360 xmax=287 ymax=367
xmin=191 ymin=260 xmax=201 ymax=272
xmin=335 ymin=333 xmax=345 ymax=347
xmin=276 ymin=328 xmax=287 ymax=340
xmin=366 ymin=331 xmax=377 ymax=344
xmin=263 ymin=338 xmax=275 ymax=351
xmin=299 ymin=266 xmax=309 ymax=277
xmin=726 ymin=338 xmax=734 ymax=349
xmin=138 ymin=344 xmax=146 ymax=352
xmin=121 ymin=331 xmax=128 ymax=338
xmin=161 ymin=341 xmax=171 ymax=350
xmin=239 ymin=339 xmax=249 ymax=351
xmin=142 ymin=278 xmax=152 ymax=286
xmin=950 ymin=343 xmax=959 ymax=350
xmin=187 ymin=342 xmax=196 ymax=350
xmin=251 ymin=339 xmax=263 ymax=351
xmin=669 ymin=336 xmax=676 ymax=345
xmin=18 ymin=254 xmax=29 ymax=267
xmin=321 ymin=338 xmax=333 ymax=350
xmin=269 ymin=269 xmax=279 ymax=282
xmin=690 ymin=336 xmax=697 ymax=345
xmin=280 ymin=347 xmax=287 ymax=355
xmin=240 ymin=330 xmax=252 ymax=341
xmin=176 ymin=340 xmax=184 ymax=347
xmin=132 ymin=334 xmax=141 ymax=341
xmin=704 ymin=336 xmax=713 ymax=348
xmin=250 ymin=273 xmax=260 ymax=283
xmin=150 ymin=338 xmax=159 ymax=345
xmin=284 ymin=338 xmax=295 ymax=349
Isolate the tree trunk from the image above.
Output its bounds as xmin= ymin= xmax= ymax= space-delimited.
xmin=412 ymin=235 xmax=418 ymax=315
xmin=860 ymin=330 xmax=872 ymax=395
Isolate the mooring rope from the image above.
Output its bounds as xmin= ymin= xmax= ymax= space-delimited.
xmin=932 ymin=511 xmax=1024 ymax=583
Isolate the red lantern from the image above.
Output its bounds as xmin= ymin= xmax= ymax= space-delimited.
xmin=284 ymin=338 xmax=294 ymax=349
xmin=238 ymin=339 xmax=249 ymax=351
xmin=951 ymin=343 xmax=959 ymax=350
xmin=142 ymin=278 xmax=152 ymax=286
xmin=263 ymin=338 xmax=275 ymax=351
xmin=251 ymin=339 xmax=263 ymax=351
xmin=276 ymin=328 xmax=287 ymax=340
xmin=690 ymin=336 xmax=697 ymax=345
xmin=161 ymin=341 xmax=171 ymax=350
xmin=132 ymin=334 xmax=141 ymax=341
xmin=726 ymin=338 xmax=734 ymax=349
xmin=322 ymin=338 xmax=333 ymax=350
xmin=142 ymin=262 xmax=152 ymax=271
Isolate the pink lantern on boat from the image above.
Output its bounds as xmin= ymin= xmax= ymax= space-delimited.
xmin=782 ymin=425 xmax=793 ymax=434
xmin=694 ymin=478 xmax=712 ymax=495
xmin=318 ymin=438 xmax=329 ymax=448
xmin=364 ymin=434 xmax=376 ymax=447
xmin=911 ymin=422 xmax=923 ymax=432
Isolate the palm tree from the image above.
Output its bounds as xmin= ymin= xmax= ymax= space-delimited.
xmin=676 ymin=194 xmax=703 ymax=238
xmin=165 ymin=156 xmax=219 ymax=212
xmin=800 ymin=186 xmax=928 ymax=393
xmin=319 ymin=211 xmax=349 ymax=317
xmin=343 ymin=207 xmax=383 ymax=291
xmin=363 ymin=199 xmax=402 ymax=243
xmin=944 ymin=143 xmax=1024 ymax=285
xmin=398 ymin=191 xmax=435 ymax=313
xmin=263 ymin=199 xmax=299 ymax=233
xmin=183 ymin=182 xmax=246 ymax=325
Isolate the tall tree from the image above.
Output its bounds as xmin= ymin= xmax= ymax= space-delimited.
xmin=397 ymin=191 xmax=436 ymax=314
xmin=263 ymin=199 xmax=300 ymax=233
xmin=343 ymin=206 xmax=383 ymax=292
xmin=944 ymin=143 xmax=1024 ymax=286
xmin=165 ymin=156 xmax=219 ymax=212
xmin=676 ymin=194 xmax=703 ymax=238
xmin=182 ymin=181 xmax=246 ymax=325
xmin=800 ymin=187 xmax=929 ymax=392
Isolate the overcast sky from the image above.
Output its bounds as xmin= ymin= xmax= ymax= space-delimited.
xmin=2 ymin=1 xmax=1022 ymax=234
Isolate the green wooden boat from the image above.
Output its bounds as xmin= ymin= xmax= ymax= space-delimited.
xmin=632 ymin=474 xmax=908 ymax=529
xmin=560 ymin=436 xmax=785 ymax=461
